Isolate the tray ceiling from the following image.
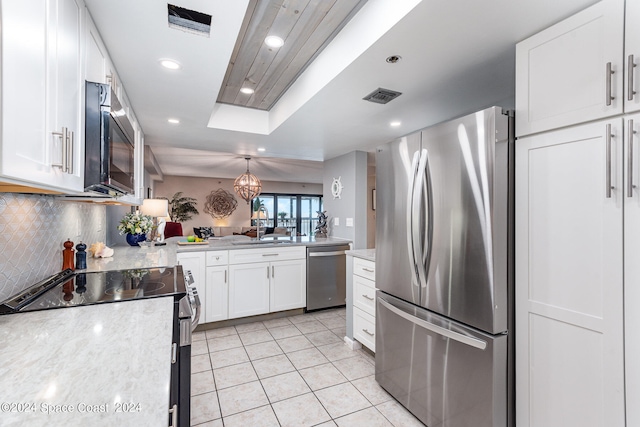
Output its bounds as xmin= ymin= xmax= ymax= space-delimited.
xmin=217 ymin=0 xmax=366 ymax=110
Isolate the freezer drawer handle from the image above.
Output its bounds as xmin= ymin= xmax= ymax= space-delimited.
xmin=378 ymin=298 xmax=487 ymax=350
xmin=308 ymin=251 xmax=345 ymax=257
xmin=362 ymin=294 xmax=374 ymax=301
xmin=362 ymin=328 xmax=374 ymax=336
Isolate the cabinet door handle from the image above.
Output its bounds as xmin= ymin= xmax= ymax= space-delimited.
xmin=362 ymin=294 xmax=374 ymax=301
xmin=629 ymin=119 xmax=636 ymax=198
xmin=629 ymin=55 xmax=637 ymax=102
xmin=362 ymin=328 xmax=374 ymax=337
xmin=606 ymin=123 xmax=615 ymax=198
xmin=606 ymin=62 xmax=615 ymax=106
xmin=51 ymin=128 xmax=65 ymax=170
xmin=267 ymin=266 xmax=270 ymax=279
xmin=224 ymin=270 xmax=227 ymax=283
xmin=66 ymin=130 xmax=74 ymax=174
xmin=272 ymin=265 xmax=274 ymax=277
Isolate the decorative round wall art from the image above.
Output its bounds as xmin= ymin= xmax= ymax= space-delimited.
xmin=204 ymin=189 xmax=238 ymax=219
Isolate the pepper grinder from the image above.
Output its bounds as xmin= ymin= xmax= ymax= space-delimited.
xmin=75 ymin=242 xmax=87 ymax=270
xmin=62 ymin=239 xmax=75 ymax=271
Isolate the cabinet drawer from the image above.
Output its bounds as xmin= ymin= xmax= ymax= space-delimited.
xmin=206 ymin=250 xmax=228 ymax=266
xmin=353 ymin=257 xmax=375 ymax=281
xmin=353 ymin=275 xmax=376 ymax=316
xmin=229 ymin=246 xmax=305 ymax=264
xmin=353 ymin=308 xmax=376 ymax=352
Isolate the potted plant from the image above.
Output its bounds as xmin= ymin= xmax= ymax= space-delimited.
xmin=166 ymin=192 xmax=199 ymax=223
xmin=278 ymin=212 xmax=287 ymax=220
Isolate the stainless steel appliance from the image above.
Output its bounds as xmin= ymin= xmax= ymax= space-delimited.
xmin=84 ymin=81 xmax=135 ymax=196
xmin=306 ymin=244 xmax=350 ymax=311
xmin=375 ymin=107 xmax=514 ymax=427
xmin=0 ymin=265 xmax=200 ymax=427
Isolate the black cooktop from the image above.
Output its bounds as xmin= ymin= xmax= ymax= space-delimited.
xmin=0 ymin=266 xmax=186 ymax=314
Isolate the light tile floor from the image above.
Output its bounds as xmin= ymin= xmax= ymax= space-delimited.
xmin=190 ymin=307 xmax=426 ymax=427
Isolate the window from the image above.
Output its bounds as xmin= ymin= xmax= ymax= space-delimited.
xmin=251 ymin=193 xmax=323 ymax=236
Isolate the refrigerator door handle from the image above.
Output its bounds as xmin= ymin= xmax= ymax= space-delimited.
xmin=413 ymin=149 xmax=431 ymax=289
xmin=407 ymin=151 xmax=421 ymax=298
xmin=378 ymin=297 xmax=488 ymax=350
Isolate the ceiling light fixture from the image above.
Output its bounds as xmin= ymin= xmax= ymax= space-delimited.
xmin=257 ymin=147 xmax=266 ymax=152
xmin=264 ymin=35 xmax=284 ymax=48
xmin=386 ymin=55 xmax=402 ymax=64
xmin=160 ymin=59 xmax=181 ymax=70
xmin=390 ymin=121 xmax=401 ymax=127
xmin=168 ymin=118 xmax=180 ymax=124
xmin=240 ymin=87 xmax=255 ymax=95
xmin=234 ymin=157 xmax=262 ymax=204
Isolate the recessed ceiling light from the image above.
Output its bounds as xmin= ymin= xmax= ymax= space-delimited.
xmin=257 ymin=147 xmax=266 ymax=152
xmin=390 ymin=121 xmax=401 ymax=127
xmin=240 ymin=87 xmax=255 ymax=95
xmin=160 ymin=59 xmax=181 ymax=70
xmin=168 ymin=118 xmax=180 ymax=124
xmin=386 ymin=55 xmax=402 ymax=64
xmin=265 ymin=35 xmax=284 ymax=48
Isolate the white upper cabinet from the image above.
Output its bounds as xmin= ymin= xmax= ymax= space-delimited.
xmin=625 ymin=0 xmax=640 ymax=113
xmin=516 ymin=0 xmax=624 ymax=137
xmin=1 ymin=0 xmax=85 ymax=192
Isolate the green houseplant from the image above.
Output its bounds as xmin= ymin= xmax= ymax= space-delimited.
xmin=166 ymin=191 xmax=199 ymax=223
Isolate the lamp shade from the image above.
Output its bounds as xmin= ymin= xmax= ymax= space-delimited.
xmin=251 ymin=209 xmax=269 ymax=220
xmin=140 ymin=199 xmax=169 ymax=218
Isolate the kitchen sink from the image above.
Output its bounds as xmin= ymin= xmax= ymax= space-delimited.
xmin=231 ymin=239 xmax=293 ymax=245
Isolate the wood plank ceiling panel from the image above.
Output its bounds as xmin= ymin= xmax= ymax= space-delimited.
xmin=217 ymin=0 xmax=367 ymax=111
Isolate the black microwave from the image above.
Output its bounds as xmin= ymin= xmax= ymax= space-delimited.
xmin=84 ymin=81 xmax=135 ymax=196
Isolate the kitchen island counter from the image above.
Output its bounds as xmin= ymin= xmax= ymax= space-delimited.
xmin=0 ymin=297 xmax=174 ymax=426
xmin=85 ymin=236 xmax=351 ymax=272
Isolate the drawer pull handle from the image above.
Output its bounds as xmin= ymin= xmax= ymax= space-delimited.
xmin=362 ymin=294 xmax=374 ymax=301
xmin=262 ymin=253 xmax=279 ymax=257
xmin=362 ymin=267 xmax=374 ymax=273
xmin=362 ymin=328 xmax=374 ymax=336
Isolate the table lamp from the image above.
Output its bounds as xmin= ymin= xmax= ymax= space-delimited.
xmin=140 ymin=199 xmax=170 ymax=245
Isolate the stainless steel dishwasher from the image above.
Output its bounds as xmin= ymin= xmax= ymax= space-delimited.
xmin=306 ymin=244 xmax=351 ymax=311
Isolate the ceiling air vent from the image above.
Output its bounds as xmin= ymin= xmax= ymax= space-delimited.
xmin=363 ymin=88 xmax=402 ymax=104
xmin=168 ymin=4 xmax=212 ymax=37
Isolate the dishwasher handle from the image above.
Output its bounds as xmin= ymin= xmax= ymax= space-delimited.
xmin=308 ymin=250 xmax=346 ymax=257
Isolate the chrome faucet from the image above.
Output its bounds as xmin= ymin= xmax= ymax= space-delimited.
xmin=255 ymin=205 xmax=268 ymax=240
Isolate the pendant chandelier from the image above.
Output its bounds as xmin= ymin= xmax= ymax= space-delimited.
xmin=234 ymin=157 xmax=262 ymax=204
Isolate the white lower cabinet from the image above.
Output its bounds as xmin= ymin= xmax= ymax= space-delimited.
xmin=205 ymin=266 xmax=228 ymax=322
xmin=269 ymin=259 xmax=306 ymax=312
xmin=352 ymin=257 xmax=376 ymax=352
xmin=228 ymin=262 xmax=270 ymax=319
xmin=188 ymin=246 xmax=307 ymax=322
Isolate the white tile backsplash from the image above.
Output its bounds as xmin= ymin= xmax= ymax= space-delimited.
xmin=0 ymin=193 xmax=106 ymax=301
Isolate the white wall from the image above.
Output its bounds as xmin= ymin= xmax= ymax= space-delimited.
xmin=323 ymin=151 xmax=370 ymax=249
xmin=153 ymin=175 xmax=322 ymax=236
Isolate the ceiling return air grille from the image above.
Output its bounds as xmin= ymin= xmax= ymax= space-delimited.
xmin=168 ymin=4 xmax=212 ymax=37
xmin=363 ymin=88 xmax=402 ymax=104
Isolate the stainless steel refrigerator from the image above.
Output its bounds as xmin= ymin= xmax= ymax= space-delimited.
xmin=375 ymin=106 xmax=514 ymax=427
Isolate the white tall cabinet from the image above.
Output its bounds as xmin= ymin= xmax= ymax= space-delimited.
xmin=515 ymin=0 xmax=640 ymax=425
xmin=1 ymin=0 xmax=85 ymax=192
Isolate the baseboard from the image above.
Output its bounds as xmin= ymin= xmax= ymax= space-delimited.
xmin=344 ymin=336 xmax=362 ymax=350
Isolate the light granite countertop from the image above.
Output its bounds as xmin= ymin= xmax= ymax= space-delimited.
xmin=0 ymin=297 xmax=174 ymax=427
xmin=345 ymin=248 xmax=376 ymax=262
xmin=85 ymin=236 xmax=352 ymax=272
